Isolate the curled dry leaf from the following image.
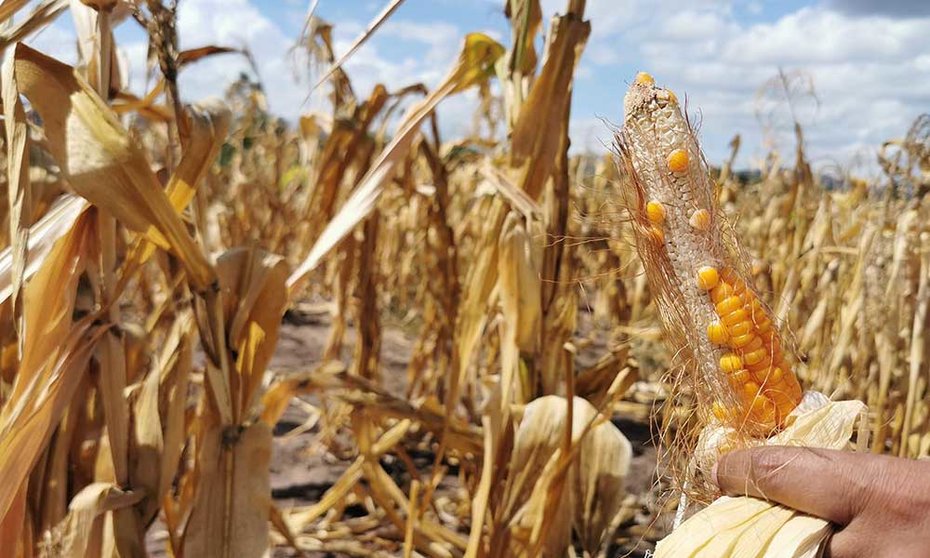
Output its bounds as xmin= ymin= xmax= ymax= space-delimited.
xmin=216 ymin=247 xmax=289 ymax=418
xmin=9 ymin=43 xmax=214 ymax=290
xmin=41 ymin=483 xmax=143 ymax=558
xmin=499 ymin=395 xmax=631 ymax=557
xmin=498 ymin=211 xmax=542 ymax=404
xmin=0 ymin=194 xmax=88 ymax=305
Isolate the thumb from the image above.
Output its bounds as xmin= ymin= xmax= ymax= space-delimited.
xmin=713 ymin=446 xmax=870 ymax=526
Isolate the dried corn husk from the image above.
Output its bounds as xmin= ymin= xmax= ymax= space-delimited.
xmin=657 ymin=395 xmax=867 ymax=558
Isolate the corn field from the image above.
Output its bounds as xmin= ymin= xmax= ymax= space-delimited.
xmin=0 ymin=0 xmax=927 ymax=557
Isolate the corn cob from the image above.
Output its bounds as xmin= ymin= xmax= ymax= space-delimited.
xmin=615 ymin=72 xmax=803 ymax=434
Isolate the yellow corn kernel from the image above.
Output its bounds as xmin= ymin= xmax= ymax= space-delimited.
xmin=720 ymin=353 xmax=742 ymax=373
xmin=689 ymin=208 xmax=711 ymax=231
xmin=767 ymin=367 xmax=784 ymax=384
xmin=707 ymin=321 xmax=729 ymax=345
xmin=741 ymin=336 xmax=764 ymax=353
xmin=715 ymin=295 xmax=742 ymax=316
xmin=755 ymin=317 xmax=773 ymax=334
xmin=709 ymin=282 xmax=734 ymax=303
xmin=729 ymin=333 xmax=755 ymax=349
xmin=743 ymin=381 xmax=761 ymax=398
xmin=721 ymin=308 xmax=749 ymax=326
xmin=743 ymin=347 xmax=767 ymax=366
xmin=667 ymin=149 xmax=690 ymax=173
xmin=729 ymin=369 xmax=750 ymax=386
xmin=635 ymin=71 xmax=655 ymax=85
xmin=727 ymin=320 xmax=752 ymax=337
xmin=772 ymin=358 xmax=791 ymax=378
xmin=645 ymin=200 xmax=666 ymax=224
xmin=712 ymin=401 xmax=729 ymax=422
xmin=697 ymin=265 xmax=719 ymax=290
xmin=667 ymin=89 xmax=678 ymax=104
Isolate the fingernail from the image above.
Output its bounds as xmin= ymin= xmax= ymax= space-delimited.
xmin=711 ymin=461 xmax=720 ymax=487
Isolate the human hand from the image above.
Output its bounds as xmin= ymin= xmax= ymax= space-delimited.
xmin=713 ymin=446 xmax=930 ymax=558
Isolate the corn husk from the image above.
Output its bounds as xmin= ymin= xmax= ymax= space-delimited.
xmin=656 ymin=395 xmax=867 ymax=558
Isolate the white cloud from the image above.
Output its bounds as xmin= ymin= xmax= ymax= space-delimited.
xmin=601 ymin=2 xmax=930 ymax=170
xmin=17 ymin=1 xmax=930 ymax=174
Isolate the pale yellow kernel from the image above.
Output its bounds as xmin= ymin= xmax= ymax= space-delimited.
xmin=645 ymin=200 xmax=666 ymax=224
xmin=668 ymin=149 xmax=690 ymax=173
xmin=667 ymin=89 xmax=678 ymax=104
xmin=690 ymin=208 xmax=711 ymax=231
xmin=696 ymin=265 xmax=719 ymax=290
xmin=707 ymin=321 xmax=729 ymax=345
xmin=635 ymin=71 xmax=655 ymax=86
xmin=720 ymin=353 xmax=742 ymax=373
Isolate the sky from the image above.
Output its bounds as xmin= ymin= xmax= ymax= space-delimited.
xmin=23 ymin=0 xmax=930 ymax=173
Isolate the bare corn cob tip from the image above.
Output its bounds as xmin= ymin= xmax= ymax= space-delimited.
xmin=616 ymin=73 xmax=803 ymax=435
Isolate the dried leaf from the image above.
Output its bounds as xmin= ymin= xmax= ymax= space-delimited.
xmin=0 ymin=195 xmax=88 ymax=305
xmin=42 ymin=483 xmax=143 ymax=558
xmin=10 ymin=43 xmax=214 ymax=290
xmin=287 ymin=32 xmax=504 ymax=291
xmin=2 ymin=48 xmax=32 ymax=357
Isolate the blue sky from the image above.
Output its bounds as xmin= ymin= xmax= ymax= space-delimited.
xmin=26 ymin=0 xmax=930 ymax=173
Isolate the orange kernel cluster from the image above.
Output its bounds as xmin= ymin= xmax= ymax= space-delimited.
xmin=705 ymin=268 xmax=802 ymax=430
